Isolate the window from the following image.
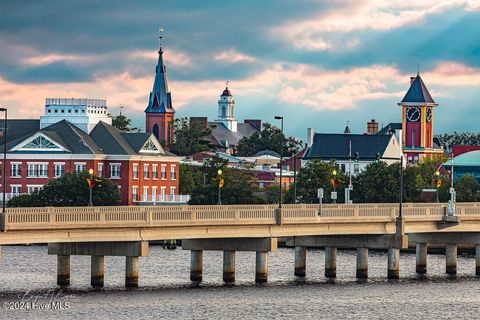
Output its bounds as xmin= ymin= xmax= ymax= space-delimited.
xmin=414 ymin=156 xmax=419 ymax=164
xmin=340 ymin=164 xmax=346 ymax=173
xmin=143 ymin=164 xmax=150 ymax=179
xmin=110 ymin=164 xmax=121 ymax=179
xmin=28 ymin=163 xmax=48 ymax=177
xmin=11 ymin=163 xmax=21 ymax=177
xmin=170 ymin=187 xmax=176 ymax=201
xmin=132 ymin=186 xmax=138 ymax=201
xmin=152 ymin=164 xmax=158 ymax=179
xmin=11 ymin=185 xmax=21 ymax=195
xmin=152 ymin=187 xmax=157 ymax=202
xmin=133 ymin=164 xmax=139 ymax=179
xmin=143 ymin=186 xmax=149 ymax=201
xmin=27 ymin=185 xmax=42 ymax=194
xmin=170 ymin=165 xmax=176 ymax=180
xmin=408 ymin=156 xmax=413 ymax=164
xmin=160 ymin=187 xmax=166 ymax=201
xmin=161 ymin=165 xmax=167 ymax=180
xmin=75 ymin=163 xmax=86 ymax=174
xmin=354 ymin=164 xmax=360 ymax=175
xmin=98 ymin=163 xmax=103 ymax=177
xmin=54 ymin=163 xmax=65 ymax=178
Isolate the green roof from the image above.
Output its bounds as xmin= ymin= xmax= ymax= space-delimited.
xmin=444 ymin=150 xmax=480 ymax=167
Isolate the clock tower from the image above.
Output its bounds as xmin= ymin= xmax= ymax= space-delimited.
xmin=398 ymin=73 xmax=443 ymax=164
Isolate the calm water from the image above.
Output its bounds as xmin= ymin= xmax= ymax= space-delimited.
xmin=0 ymin=245 xmax=479 ymax=319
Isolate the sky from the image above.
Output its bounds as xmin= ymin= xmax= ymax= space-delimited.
xmin=1 ymin=0 xmax=480 ymax=141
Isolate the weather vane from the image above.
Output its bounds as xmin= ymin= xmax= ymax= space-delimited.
xmin=225 ymin=80 xmax=229 ymax=88
xmin=159 ymin=27 xmax=164 ymax=47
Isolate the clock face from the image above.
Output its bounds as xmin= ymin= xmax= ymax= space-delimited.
xmin=426 ymin=107 xmax=432 ymax=122
xmin=406 ymin=107 xmax=421 ymax=122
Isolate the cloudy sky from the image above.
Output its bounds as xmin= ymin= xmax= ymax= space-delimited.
xmin=1 ymin=0 xmax=480 ymax=140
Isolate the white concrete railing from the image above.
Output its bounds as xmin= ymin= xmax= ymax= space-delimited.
xmin=134 ymin=194 xmax=190 ymax=204
xmin=2 ymin=202 xmax=480 ymax=231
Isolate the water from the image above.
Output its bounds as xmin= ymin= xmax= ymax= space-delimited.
xmin=1 ymin=245 xmax=480 ymax=319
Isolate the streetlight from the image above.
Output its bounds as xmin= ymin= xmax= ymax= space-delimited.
xmin=0 ymin=108 xmax=7 ymax=216
xmin=88 ymin=168 xmax=94 ymax=206
xmin=331 ymin=169 xmax=338 ymax=204
xmin=274 ymin=116 xmax=284 ymax=208
xmin=217 ymin=168 xmax=223 ymax=205
xmin=434 ymin=170 xmax=441 ymax=203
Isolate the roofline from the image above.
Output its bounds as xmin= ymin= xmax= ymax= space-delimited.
xmin=397 ymin=102 xmax=438 ymax=107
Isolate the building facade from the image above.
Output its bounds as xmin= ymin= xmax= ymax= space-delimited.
xmin=1 ymin=99 xmax=181 ymax=205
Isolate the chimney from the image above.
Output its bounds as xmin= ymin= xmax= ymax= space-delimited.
xmin=367 ymin=119 xmax=379 ymax=135
xmin=410 ymin=76 xmax=416 ymax=85
xmin=307 ymin=128 xmax=314 ymax=147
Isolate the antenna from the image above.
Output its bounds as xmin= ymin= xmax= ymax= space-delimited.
xmin=119 ymin=105 xmax=124 ymax=116
xmin=417 ymin=62 xmax=420 ymax=75
xmin=225 ymin=80 xmax=230 ymax=88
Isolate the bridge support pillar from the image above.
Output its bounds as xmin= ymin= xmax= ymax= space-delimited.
xmin=415 ymin=243 xmax=427 ymax=274
xmin=446 ymin=244 xmax=457 ymax=275
xmin=294 ymin=246 xmax=306 ymax=277
xmin=325 ymin=247 xmax=337 ymax=278
xmin=476 ymin=245 xmax=480 ymax=276
xmin=57 ymin=255 xmax=70 ymax=286
xmin=255 ymin=251 xmax=268 ymax=283
xmin=190 ymin=250 xmax=203 ymax=282
xmin=91 ymin=255 xmax=104 ymax=287
xmin=125 ymin=256 xmax=139 ymax=287
xmin=356 ymin=248 xmax=368 ymax=279
xmin=223 ymin=250 xmax=236 ymax=283
xmin=387 ymin=248 xmax=400 ymax=279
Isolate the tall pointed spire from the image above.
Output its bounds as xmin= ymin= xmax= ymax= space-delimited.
xmin=145 ymin=28 xmax=174 ymax=113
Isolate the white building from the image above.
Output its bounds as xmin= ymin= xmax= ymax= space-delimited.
xmin=40 ymin=98 xmax=112 ymax=134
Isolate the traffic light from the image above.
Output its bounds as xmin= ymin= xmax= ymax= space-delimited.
xmin=354 ymin=152 xmax=359 ymax=163
xmin=374 ymin=152 xmax=381 ymax=163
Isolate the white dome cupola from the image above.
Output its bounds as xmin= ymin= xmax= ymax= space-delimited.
xmin=216 ymin=81 xmax=237 ymax=132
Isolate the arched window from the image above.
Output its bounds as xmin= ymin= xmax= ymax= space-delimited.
xmin=222 ymin=106 xmax=226 ymax=117
xmin=153 ymin=124 xmax=159 ymax=141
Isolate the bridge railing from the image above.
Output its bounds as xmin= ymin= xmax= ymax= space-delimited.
xmin=2 ymin=203 xmax=480 ymax=231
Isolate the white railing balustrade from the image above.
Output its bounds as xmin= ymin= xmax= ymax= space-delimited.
xmin=135 ymin=194 xmax=190 ymax=204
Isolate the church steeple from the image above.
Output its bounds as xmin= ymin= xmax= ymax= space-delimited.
xmin=216 ymin=81 xmax=237 ymax=132
xmin=145 ymin=29 xmax=175 ymax=145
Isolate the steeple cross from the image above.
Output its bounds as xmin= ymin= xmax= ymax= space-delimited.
xmin=159 ymin=27 xmax=164 ymax=47
xmin=225 ymin=80 xmax=229 ymax=88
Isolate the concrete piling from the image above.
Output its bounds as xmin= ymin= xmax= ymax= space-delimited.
xmin=91 ymin=255 xmax=105 ymax=287
xmin=415 ymin=243 xmax=427 ymax=274
xmin=387 ymin=248 xmax=400 ymax=279
xmin=325 ymin=247 xmax=337 ymax=278
xmin=356 ymin=248 xmax=368 ymax=279
xmin=125 ymin=256 xmax=139 ymax=287
xmin=190 ymin=250 xmax=203 ymax=282
xmin=223 ymin=250 xmax=236 ymax=283
xmin=446 ymin=244 xmax=457 ymax=275
xmin=255 ymin=251 xmax=268 ymax=283
xmin=476 ymin=245 xmax=480 ymax=276
xmin=57 ymin=255 xmax=70 ymax=286
xmin=294 ymin=246 xmax=306 ymax=277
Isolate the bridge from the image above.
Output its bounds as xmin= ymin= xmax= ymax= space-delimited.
xmin=1 ymin=202 xmax=479 ymax=288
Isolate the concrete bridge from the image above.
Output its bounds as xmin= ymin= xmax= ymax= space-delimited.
xmin=0 ymin=202 xmax=479 ymax=288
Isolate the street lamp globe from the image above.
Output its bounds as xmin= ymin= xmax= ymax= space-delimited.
xmin=332 ymin=169 xmax=337 ymax=176
xmin=435 ymin=171 xmax=440 ymax=177
xmin=89 ymin=168 xmax=94 ymax=175
xmin=217 ymin=169 xmax=222 ymax=176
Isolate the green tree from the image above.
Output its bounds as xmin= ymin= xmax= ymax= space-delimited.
xmin=236 ymin=122 xmax=303 ymax=156
xmin=436 ymin=132 xmax=480 ymax=151
xmin=456 ymin=175 xmax=480 ymax=202
xmin=110 ymin=114 xmax=139 ymax=132
xmin=170 ymin=117 xmax=213 ymax=156
xmin=188 ymin=156 xmax=264 ymax=204
xmin=8 ymin=172 xmax=121 ymax=207
xmin=295 ymin=160 xmax=346 ymax=203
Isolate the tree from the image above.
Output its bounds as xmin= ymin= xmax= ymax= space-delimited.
xmin=295 ymin=160 xmax=346 ymax=203
xmin=188 ymin=156 xmax=264 ymax=205
xmin=352 ymin=162 xmax=420 ymax=203
xmin=8 ymin=172 xmax=121 ymax=207
xmin=456 ymin=175 xmax=480 ymax=202
xmin=436 ymin=132 xmax=480 ymax=152
xmin=169 ymin=117 xmax=213 ymax=156
xmin=110 ymin=114 xmax=139 ymax=132
xmin=236 ymin=122 xmax=303 ymax=156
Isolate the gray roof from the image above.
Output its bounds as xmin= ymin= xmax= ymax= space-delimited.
xmin=254 ymin=150 xmax=281 ymax=157
xmin=305 ymin=133 xmax=393 ymax=160
xmin=0 ymin=119 xmax=40 ymax=145
xmin=208 ymin=122 xmax=259 ymax=147
xmin=400 ymin=74 xmax=436 ymax=104
xmin=377 ymin=123 xmax=402 ymax=135
xmin=121 ymin=132 xmax=155 ymax=153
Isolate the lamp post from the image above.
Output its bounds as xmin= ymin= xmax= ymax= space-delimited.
xmin=434 ymin=170 xmax=440 ymax=203
xmin=217 ymin=168 xmax=223 ymax=205
xmin=0 ymin=108 xmax=7 ymax=216
xmin=332 ymin=169 xmax=337 ymax=204
xmin=274 ymin=116 xmax=284 ymax=208
xmin=88 ymin=168 xmax=94 ymax=206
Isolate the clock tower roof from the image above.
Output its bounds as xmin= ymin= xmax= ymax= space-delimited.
xmin=399 ymin=74 xmax=437 ymax=106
